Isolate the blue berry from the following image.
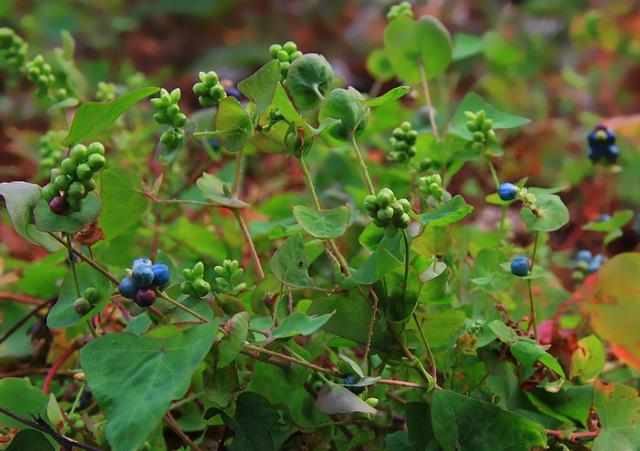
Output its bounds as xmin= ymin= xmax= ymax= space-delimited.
xmin=510 ymin=256 xmax=530 ymax=277
xmin=132 ymin=257 xmax=152 ymax=269
xmin=118 ymin=277 xmax=137 ymax=299
xmin=151 ymin=263 xmax=170 ymax=288
xmin=132 ymin=265 xmax=155 ymax=288
xmin=587 ymin=125 xmax=617 ymax=163
xmin=575 ymin=249 xmax=592 ymax=263
xmin=587 ymin=254 xmax=605 ymax=273
xmin=498 ymin=182 xmax=518 ymax=201
xmin=342 ymin=374 xmax=364 ymax=394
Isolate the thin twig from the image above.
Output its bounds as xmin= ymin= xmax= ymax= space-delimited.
xmin=418 ymin=63 xmax=440 ymax=140
xmin=351 ymin=134 xmax=375 ymax=195
xmin=232 ymin=209 xmax=265 ymax=280
xmin=43 ymin=340 xmax=85 ymax=394
xmin=528 ymin=232 xmax=540 ymax=340
xmin=0 ymin=298 xmax=52 ymax=346
xmin=232 ymin=148 xmax=244 ymax=197
xmin=362 ymin=287 xmax=381 ymax=373
xmin=165 ymin=412 xmax=203 ymax=451
xmin=0 ymin=291 xmax=46 ymax=306
xmin=48 ymin=233 xmax=120 ymax=285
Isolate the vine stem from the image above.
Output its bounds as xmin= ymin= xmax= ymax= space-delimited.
xmin=351 ymin=134 xmax=376 ymax=195
xmin=528 ymin=232 xmax=540 ymax=340
xmin=43 ymin=340 xmax=84 ymax=394
xmin=486 ymin=157 xmax=500 ymax=190
xmin=232 ymin=209 xmax=265 ymax=281
xmin=362 ymin=287 xmax=381 ymax=374
xmin=165 ymin=412 xmax=203 ymax=451
xmin=66 ymin=233 xmax=81 ymax=297
xmin=418 ymin=63 xmax=440 ymax=141
xmin=232 ymin=148 xmax=244 ymax=197
xmin=0 ymin=292 xmax=46 ymax=306
xmin=157 ymin=291 xmax=209 ymax=323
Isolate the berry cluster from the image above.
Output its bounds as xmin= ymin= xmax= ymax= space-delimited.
xmin=0 ymin=27 xmax=28 ymax=73
xmin=510 ymin=255 xmax=530 ymax=277
xmin=497 ymin=182 xmax=538 ymax=213
xmin=465 ymin=110 xmax=497 ymax=153
xmin=38 ymin=130 xmax=66 ymax=177
xmin=388 ymin=121 xmax=418 ymax=162
xmin=418 ymin=173 xmax=445 ymax=201
xmin=41 ymin=142 xmax=106 ymax=215
xmin=118 ymin=258 xmax=170 ymax=307
xmin=181 ymin=262 xmax=211 ymax=298
xmin=364 ymin=188 xmax=412 ymax=229
xmin=587 ymin=125 xmax=619 ymax=164
xmin=269 ymin=41 xmax=303 ymax=78
xmin=96 ymin=81 xmax=117 ymax=102
xmin=193 ymin=71 xmax=227 ymax=107
xmin=574 ymin=250 xmax=605 ymax=276
xmin=73 ymin=287 xmax=102 ymax=315
xmin=214 ymin=259 xmax=246 ymax=295
xmin=151 ymin=88 xmax=187 ymax=150
xmin=24 ymin=54 xmax=68 ymax=101
xmin=387 ymin=1 xmax=413 ymax=20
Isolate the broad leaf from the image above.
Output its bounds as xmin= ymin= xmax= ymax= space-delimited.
xmin=238 ymin=60 xmax=281 ymax=117
xmin=0 ymin=378 xmax=48 ymax=428
xmin=419 ymin=195 xmax=474 ymax=227
xmin=449 ymin=92 xmax=530 ymax=140
xmin=352 ymin=230 xmax=405 ymax=285
xmin=292 ymin=205 xmax=350 ymax=239
xmin=196 ymin=173 xmax=249 ymax=208
xmin=215 ymin=96 xmax=253 ymax=152
xmin=315 ymin=384 xmax=377 ymax=415
xmin=520 ymin=190 xmax=569 ymax=232
xmin=6 ymin=430 xmax=53 ymax=451
xmin=0 ymin=182 xmax=59 ymax=250
xmin=570 ymin=335 xmax=606 ymax=381
xmin=452 ymin=33 xmax=484 ymax=60
xmin=34 ymin=192 xmax=101 ymax=234
xmin=431 ymin=389 xmax=547 ymax=451
xmin=366 ymin=85 xmax=410 ymax=108
xmin=47 ymin=263 xmax=112 ymax=328
xmin=100 ymin=166 xmax=148 ymax=239
xmin=222 ymin=392 xmax=278 ymax=451
xmin=271 ymin=311 xmax=335 ymax=339
xmin=271 ymin=83 xmax=304 ymax=126
xmin=366 ymin=48 xmax=394 ymax=82
xmin=80 ymin=323 xmax=217 ymax=451
xmin=218 ymin=312 xmax=249 ymax=368
xmin=65 ymin=86 xmax=159 ymax=144
xmin=0 ymin=302 xmax=37 ymax=360
xmin=270 ymin=234 xmax=313 ymax=288
xmin=593 ymin=381 xmax=640 ymax=451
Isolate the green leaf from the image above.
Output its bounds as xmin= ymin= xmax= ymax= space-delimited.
xmin=0 ymin=378 xmax=48 ymax=428
xmin=570 ymin=335 xmax=606 ymax=381
xmin=452 ymin=33 xmax=484 ymax=60
xmin=65 ymin=86 xmax=159 ymax=145
xmin=221 ymin=392 xmax=278 ymax=451
xmin=431 ymin=389 xmax=547 ymax=451
xmin=0 ymin=302 xmax=37 ymax=360
xmin=0 ymin=182 xmax=60 ymax=250
xmin=406 ymin=402 xmax=437 ymax=451
xmin=315 ymin=384 xmax=377 ymax=415
xmin=47 ymin=263 xmax=113 ymax=328
xmin=272 ymin=83 xmax=304 ymax=126
xmin=366 ymin=86 xmax=411 ymax=108
xmin=271 ymin=311 xmax=335 ymax=339
xmin=33 ymin=192 xmax=101 ymax=234
xmin=419 ymin=195 xmax=474 ymax=227
xmin=292 ymin=205 xmax=350 ymax=239
xmin=270 ymin=234 xmax=313 ymax=288
xmin=238 ymin=60 xmax=281 ymax=117
xmin=80 ymin=324 xmax=217 ymax=451
xmin=583 ymin=210 xmax=633 ymax=244
xmin=218 ymin=312 xmax=249 ymax=368
xmin=520 ymin=190 xmax=569 ymax=232
xmin=196 ymin=173 xmax=249 ymax=208
xmin=383 ymin=16 xmax=452 ymax=83
xmin=215 ymin=96 xmax=253 ymax=152
xmin=482 ymin=31 xmax=525 ymax=67
xmin=448 ymin=92 xmax=530 ymax=140
xmin=593 ymin=381 xmax=640 ymax=450
xmin=6 ymin=430 xmax=53 ymax=451
xmin=352 ymin=230 xmax=405 ymax=285
xmin=366 ymin=48 xmax=394 ymax=82
xmin=100 ymin=166 xmax=148 ymax=239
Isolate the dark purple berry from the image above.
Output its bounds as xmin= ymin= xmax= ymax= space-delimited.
xmin=49 ymin=195 xmax=69 ymax=215
xmin=135 ymin=289 xmax=156 ymax=307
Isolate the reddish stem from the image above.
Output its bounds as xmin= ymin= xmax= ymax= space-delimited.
xmin=43 ymin=341 xmax=84 ymax=394
xmin=0 ymin=291 xmax=46 ymax=306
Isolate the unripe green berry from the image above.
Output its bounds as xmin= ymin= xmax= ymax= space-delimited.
xmin=269 ymin=44 xmax=282 ymax=57
xmin=73 ymin=297 xmax=91 ymax=315
xmin=88 ymin=153 xmax=106 ymax=171
xmin=76 ymin=164 xmax=93 ymax=181
xmin=60 ymin=158 xmax=76 ymax=175
xmin=67 ymin=182 xmax=85 ymax=199
xmin=70 ymin=145 xmax=88 ymax=163
xmin=53 ymin=175 xmax=71 ymax=191
xmin=87 ymin=142 xmax=105 ymax=156
xmin=283 ymin=41 xmax=297 ymax=53
xmin=83 ymin=287 xmax=100 ymax=304
xmin=41 ymin=184 xmax=57 ymax=201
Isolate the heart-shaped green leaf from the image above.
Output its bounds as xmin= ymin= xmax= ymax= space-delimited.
xmin=520 ymin=190 xmax=569 ymax=232
xmin=238 ymin=60 xmax=281 ymax=117
xmin=215 ymin=96 xmax=253 ymax=152
xmin=271 ymin=311 xmax=335 ymax=339
xmin=270 ymin=234 xmax=314 ymax=288
xmin=293 ymin=205 xmax=350 ymax=239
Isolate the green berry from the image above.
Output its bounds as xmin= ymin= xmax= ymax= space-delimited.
xmin=87 ymin=142 xmax=105 ymax=156
xmin=283 ymin=41 xmax=298 ymax=53
xmin=53 ymin=175 xmax=71 ymax=191
xmin=73 ymin=297 xmax=91 ymax=315
xmin=83 ymin=287 xmax=100 ymax=304
xmin=76 ymin=164 xmax=93 ymax=181
xmin=41 ymin=184 xmax=57 ymax=201
xmin=60 ymin=158 xmax=77 ymax=175
xmin=70 ymin=144 xmax=88 ymax=163
xmin=88 ymin=153 xmax=106 ymax=171
xmin=67 ymin=181 xmax=86 ymax=199
xmin=269 ymin=44 xmax=282 ymax=58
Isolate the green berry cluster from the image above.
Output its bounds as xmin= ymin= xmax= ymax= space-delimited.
xmin=0 ymin=27 xmax=28 ymax=73
xmin=181 ymin=262 xmax=211 ymax=298
xmin=387 ymin=2 xmax=413 ymax=21
xmin=151 ymin=88 xmax=187 ymax=150
xmin=388 ymin=121 xmax=418 ymax=162
xmin=465 ymin=110 xmax=497 ymax=153
xmin=516 ymin=186 xmax=538 ymax=210
xmin=41 ymin=142 xmax=106 ymax=214
xmin=214 ymin=259 xmax=246 ymax=296
xmin=193 ymin=71 xmax=227 ymax=107
xmin=73 ymin=287 xmax=101 ymax=315
xmin=264 ymin=108 xmax=286 ymax=131
xmin=269 ymin=41 xmax=303 ymax=77
xmin=96 ymin=81 xmax=117 ymax=102
xmin=364 ymin=188 xmax=412 ymax=229
xmin=38 ymin=130 xmax=66 ymax=177
xmin=24 ymin=55 xmax=68 ymax=101
xmin=418 ymin=173 xmax=445 ymax=201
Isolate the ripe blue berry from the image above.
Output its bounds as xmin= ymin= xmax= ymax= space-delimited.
xmin=587 ymin=254 xmax=605 ymax=273
xmin=575 ymin=249 xmax=592 ymax=263
xmin=118 ymin=277 xmax=137 ymax=299
xmin=135 ymin=289 xmax=156 ymax=308
xmin=587 ymin=125 xmax=618 ymax=164
xmin=498 ymin=182 xmax=518 ymax=201
xmin=132 ymin=257 xmax=152 ymax=269
xmin=510 ymin=256 xmax=530 ymax=277
xmin=151 ymin=263 xmax=170 ymax=288
xmin=132 ymin=265 xmax=155 ymax=288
